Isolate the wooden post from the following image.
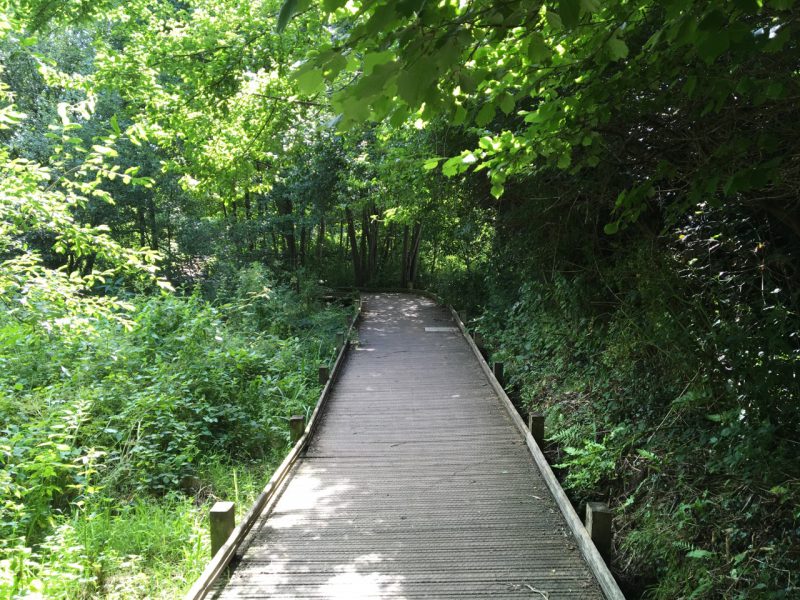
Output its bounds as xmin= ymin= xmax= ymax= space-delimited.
xmin=459 ymin=309 xmax=468 ymax=325
xmin=528 ymin=412 xmax=545 ymax=447
xmin=473 ymin=332 xmax=484 ymax=349
xmin=210 ymin=501 xmax=235 ymax=558
xmin=318 ymin=365 xmax=330 ymax=385
xmin=493 ymin=362 xmax=504 ymax=386
xmin=289 ymin=415 xmax=305 ymax=443
xmin=585 ymin=502 xmax=613 ymax=561
xmin=335 ymin=332 xmax=345 ymax=352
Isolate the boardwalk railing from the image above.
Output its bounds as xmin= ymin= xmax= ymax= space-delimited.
xmin=184 ymin=298 xmax=362 ymax=600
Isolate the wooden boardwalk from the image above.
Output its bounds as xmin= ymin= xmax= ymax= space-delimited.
xmin=214 ymin=293 xmax=609 ymax=599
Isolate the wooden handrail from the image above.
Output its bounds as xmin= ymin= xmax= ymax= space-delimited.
xmin=184 ymin=299 xmax=363 ymax=600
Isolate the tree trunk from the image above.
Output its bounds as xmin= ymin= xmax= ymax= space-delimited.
xmin=380 ymin=222 xmax=394 ymax=274
xmin=408 ymin=222 xmax=423 ymax=285
xmin=316 ymin=216 xmax=325 ymax=262
xmin=345 ymin=207 xmax=363 ymax=285
xmin=299 ymin=225 xmax=307 ymax=267
xmin=147 ymin=198 xmax=158 ymax=251
xmin=137 ymin=204 xmax=147 ymax=247
xmin=276 ymin=197 xmax=296 ymax=269
xmin=401 ymin=225 xmax=410 ymax=287
xmin=359 ymin=208 xmax=369 ymax=284
xmin=368 ymin=206 xmax=379 ymax=280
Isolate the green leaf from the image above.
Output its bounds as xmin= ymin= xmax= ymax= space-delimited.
xmin=697 ymin=31 xmax=730 ymax=63
xmin=490 ymin=183 xmax=505 ymax=199
xmin=322 ymin=0 xmax=347 ymax=10
xmin=277 ymin=0 xmax=299 ymax=32
xmin=559 ymin=0 xmax=580 ymax=28
xmin=686 ymin=549 xmax=714 ymax=559
xmin=296 ymin=68 xmax=325 ymax=94
xmin=475 ymin=103 xmax=496 ymax=127
xmin=364 ymin=50 xmax=394 ymax=76
xmin=442 ymin=155 xmax=462 ymax=177
xmin=110 ymin=115 xmax=121 ymax=135
xmin=92 ymin=145 xmax=118 ymax=157
xmin=557 ymin=152 xmax=571 ymax=169
xmin=546 ymin=10 xmax=563 ymax=30
xmin=324 ymin=53 xmax=348 ymax=80
xmin=397 ymin=72 xmax=420 ymax=105
xmin=499 ymin=93 xmax=515 ymax=115
xmin=527 ymin=33 xmax=552 ymax=63
xmin=604 ymin=221 xmax=619 ymax=235
xmin=423 ymin=158 xmax=441 ymax=170
xmin=607 ymin=37 xmax=629 ymax=60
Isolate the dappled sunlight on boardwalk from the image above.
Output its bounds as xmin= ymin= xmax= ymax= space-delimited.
xmin=214 ymin=293 xmax=604 ymax=599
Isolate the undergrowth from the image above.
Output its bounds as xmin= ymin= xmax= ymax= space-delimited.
xmin=433 ymin=207 xmax=799 ymax=599
xmin=0 ymin=263 xmax=351 ymax=598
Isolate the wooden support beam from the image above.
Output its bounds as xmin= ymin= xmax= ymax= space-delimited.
xmin=210 ymin=501 xmax=235 ymax=558
xmin=318 ymin=365 xmax=330 ymax=385
xmin=585 ymin=502 xmax=613 ymax=561
xmin=528 ymin=412 xmax=545 ymax=448
xmin=492 ymin=362 xmax=504 ymax=386
xmin=289 ymin=415 xmax=306 ymax=443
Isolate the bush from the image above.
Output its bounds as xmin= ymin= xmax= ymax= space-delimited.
xmin=0 ymin=263 xmax=349 ymax=598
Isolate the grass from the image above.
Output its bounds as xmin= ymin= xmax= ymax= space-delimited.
xmin=44 ymin=455 xmax=283 ymax=599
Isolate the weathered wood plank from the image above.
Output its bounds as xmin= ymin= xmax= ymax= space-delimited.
xmin=211 ymin=293 xmax=620 ymax=600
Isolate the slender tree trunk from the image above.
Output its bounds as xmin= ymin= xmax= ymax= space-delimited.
xmin=359 ymin=208 xmax=369 ymax=284
xmin=299 ymin=225 xmax=307 ymax=267
xmin=401 ymin=225 xmax=410 ymax=287
xmin=345 ymin=207 xmax=363 ymax=285
xmin=81 ymin=253 xmax=97 ymax=277
xmin=147 ymin=198 xmax=158 ymax=251
xmin=380 ymin=222 xmax=394 ymax=274
xmin=137 ymin=204 xmax=147 ymax=247
xmin=368 ymin=205 xmax=379 ymax=280
xmin=276 ymin=197 xmax=296 ymax=270
xmin=316 ymin=217 xmax=325 ymax=262
xmin=270 ymin=229 xmax=279 ymax=257
xmin=408 ymin=222 xmax=423 ymax=284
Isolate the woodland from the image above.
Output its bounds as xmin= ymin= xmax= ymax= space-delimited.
xmin=0 ymin=0 xmax=798 ymax=598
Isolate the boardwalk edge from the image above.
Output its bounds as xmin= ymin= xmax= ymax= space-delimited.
xmin=449 ymin=304 xmax=626 ymax=600
xmin=184 ymin=298 xmax=363 ymax=600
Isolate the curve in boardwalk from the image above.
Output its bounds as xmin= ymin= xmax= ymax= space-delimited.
xmin=215 ymin=293 xmax=607 ymax=599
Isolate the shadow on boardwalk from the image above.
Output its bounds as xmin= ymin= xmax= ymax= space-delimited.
xmin=214 ymin=293 xmax=604 ymax=599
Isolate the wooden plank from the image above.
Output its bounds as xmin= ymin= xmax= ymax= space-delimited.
xmin=450 ymin=305 xmax=625 ymax=600
xmin=212 ymin=293 xmax=614 ymax=600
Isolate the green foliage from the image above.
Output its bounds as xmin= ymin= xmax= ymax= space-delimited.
xmin=465 ymin=205 xmax=799 ymax=597
xmin=3 ymin=0 xmax=800 ymax=598
xmin=0 ymin=264 xmax=348 ymax=597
